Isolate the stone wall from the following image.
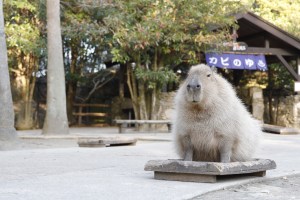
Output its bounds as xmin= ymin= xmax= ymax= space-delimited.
xmin=264 ymin=95 xmax=300 ymax=129
xmin=158 ymin=92 xmax=176 ymax=120
xmin=250 ymin=87 xmax=264 ymax=121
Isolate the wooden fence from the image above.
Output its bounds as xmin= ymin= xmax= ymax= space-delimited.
xmin=73 ymin=103 xmax=110 ymax=126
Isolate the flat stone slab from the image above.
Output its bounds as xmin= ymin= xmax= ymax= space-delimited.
xmin=144 ymin=159 xmax=276 ymax=183
xmin=262 ymin=124 xmax=300 ymax=135
xmin=78 ymin=137 xmax=137 ymax=147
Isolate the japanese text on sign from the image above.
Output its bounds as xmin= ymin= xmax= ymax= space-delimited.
xmin=205 ymin=53 xmax=267 ymax=71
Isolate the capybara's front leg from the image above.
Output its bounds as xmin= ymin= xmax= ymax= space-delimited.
xmin=183 ymin=136 xmax=193 ymax=161
xmin=219 ymin=141 xmax=232 ymax=163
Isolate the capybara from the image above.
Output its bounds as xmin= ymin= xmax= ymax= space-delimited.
xmin=173 ymin=64 xmax=262 ymax=162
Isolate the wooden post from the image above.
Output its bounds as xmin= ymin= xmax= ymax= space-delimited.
xmin=78 ymin=106 xmax=83 ymax=125
xmin=264 ymin=38 xmax=270 ymax=48
xmin=297 ymin=57 xmax=300 ymax=75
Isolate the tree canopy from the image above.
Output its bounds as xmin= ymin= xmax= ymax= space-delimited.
xmin=2 ymin=0 xmax=300 ymax=125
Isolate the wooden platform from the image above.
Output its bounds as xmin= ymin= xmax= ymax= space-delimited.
xmin=144 ymin=159 xmax=276 ymax=183
xmin=78 ymin=137 xmax=137 ymax=147
xmin=262 ymin=124 xmax=300 ymax=135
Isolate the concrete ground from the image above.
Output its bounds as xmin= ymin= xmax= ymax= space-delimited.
xmin=193 ymin=174 xmax=300 ymax=200
xmin=1 ymin=127 xmax=300 ymax=200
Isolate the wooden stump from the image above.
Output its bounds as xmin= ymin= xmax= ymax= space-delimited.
xmin=144 ymin=159 xmax=276 ymax=183
xmin=78 ymin=137 xmax=137 ymax=147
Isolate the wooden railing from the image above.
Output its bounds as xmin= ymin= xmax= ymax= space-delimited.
xmin=73 ymin=103 xmax=110 ymax=126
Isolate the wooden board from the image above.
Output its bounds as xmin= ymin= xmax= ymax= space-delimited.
xmin=114 ymin=119 xmax=171 ymax=124
xmin=78 ymin=137 xmax=137 ymax=147
xmin=262 ymin=124 xmax=300 ymax=135
xmin=73 ymin=112 xmax=107 ymax=117
xmin=144 ymin=159 xmax=276 ymax=183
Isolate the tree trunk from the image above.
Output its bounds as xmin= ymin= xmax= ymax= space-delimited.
xmin=268 ymin=67 xmax=274 ymax=124
xmin=0 ymin=0 xmax=19 ymax=149
xmin=42 ymin=0 xmax=69 ymax=135
xmin=16 ymin=54 xmax=37 ymax=129
xmin=66 ymin=48 xmax=78 ymax=125
xmin=135 ymin=58 xmax=148 ymax=120
xmin=67 ymin=82 xmax=75 ymax=124
xmin=126 ymin=63 xmax=139 ymax=120
xmin=137 ymin=79 xmax=148 ymax=120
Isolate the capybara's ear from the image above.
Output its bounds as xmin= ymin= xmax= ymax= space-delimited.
xmin=211 ymin=66 xmax=217 ymax=74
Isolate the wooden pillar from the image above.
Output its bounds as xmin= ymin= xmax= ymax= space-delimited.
xmin=78 ymin=106 xmax=82 ymax=125
xmin=294 ymin=57 xmax=300 ymax=92
xmin=264 ymin=38 xmax=270 ymax=48
xmin=297 ymin=57 xmax=300 ymax=76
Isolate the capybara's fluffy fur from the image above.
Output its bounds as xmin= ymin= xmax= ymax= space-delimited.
xmin=173 ymin=64 xmax=262 ymax=162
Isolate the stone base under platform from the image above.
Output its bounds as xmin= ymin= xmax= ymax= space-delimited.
xmin=144 ymin=159 xmax=276 ymax=183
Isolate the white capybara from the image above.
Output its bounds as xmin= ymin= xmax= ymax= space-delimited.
xmin=173 ymin=64 xmax=262 ymax=162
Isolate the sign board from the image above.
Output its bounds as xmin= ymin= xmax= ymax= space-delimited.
xmin=294 ymin=82 xmax=300 ymax=92
xmin=223 ymin=42 xmax=248 ymax=51
xmin=205 ymin=53 xmax=268 ymax=71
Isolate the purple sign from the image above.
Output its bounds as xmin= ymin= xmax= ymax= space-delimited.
xmin=205 ymin=53 xmax=267 ymax=71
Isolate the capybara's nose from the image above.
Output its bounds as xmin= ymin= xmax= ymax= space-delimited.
xmin=187 ymin=83 xmax=201 ymax=91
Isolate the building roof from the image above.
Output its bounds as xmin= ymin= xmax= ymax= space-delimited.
xmin=235 ymin=11 xmax=300 ymax=52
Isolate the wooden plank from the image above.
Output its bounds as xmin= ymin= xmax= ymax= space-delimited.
xmin=262 ymin=124 xmax=300 ymax=135
xmin=226 ymin=47 xmax=299 ymax=56
xmin=114 ymin=120 xmax=171 ymax=124
xmin=73 ymin=103 xmax=110 ymax=108
xmin=73 ymin=113 xmax=107 ymax=117
xmin=154 ymin=172 xmax=217 ymax=183
xmin=144 ymin=159 xmax=276 ymax=175
xmin=78 ymin=137 xmax=137 ymax=147
xmin=78 ymin=106 xmax=83 ymax=125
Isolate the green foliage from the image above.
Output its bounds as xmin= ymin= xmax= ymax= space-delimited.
xmin=5 ymin=0 xmax=36 ymax=11
xmin=252 ymin=0 xmax=300 ymax=38
xmin=135 ymin=67 xmax=178 ymax=89
xmin=61 ymin=0 xmax=113 ymax=86
xmin=4 ymin=0 xmax=46 ymax=57
xmin=104 ymin=0 xmax=244 ymax=65
xmin=268 ymin=64 xmax=294 ymax=94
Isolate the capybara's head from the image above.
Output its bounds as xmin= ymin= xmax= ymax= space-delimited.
xmin=183 ymin=64 xmax=217 ymax=103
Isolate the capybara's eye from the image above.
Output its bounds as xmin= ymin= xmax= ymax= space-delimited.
xmin=207 ymin=74 xmax=211 ymax=77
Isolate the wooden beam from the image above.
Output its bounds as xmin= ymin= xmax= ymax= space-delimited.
xmin=240 ymin=47 xmax=299 ymax=56
xmin=240 ymin=13 xmax=300 ymax=49
xmin=276 ymin=54 xmax=300 ymax=81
